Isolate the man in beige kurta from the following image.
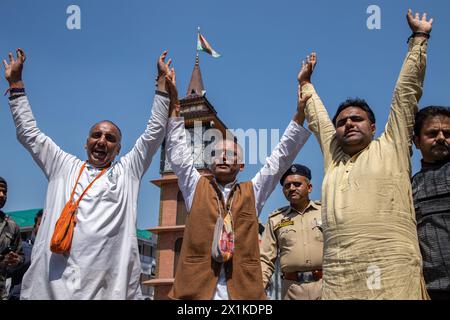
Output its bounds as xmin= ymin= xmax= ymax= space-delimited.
xmin=298 ymin=10 xmax=433 ymax=299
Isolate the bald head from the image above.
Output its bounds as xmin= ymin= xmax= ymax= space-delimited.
xmin=86 ymin=121 xmax=122 ymax=168
xmin=209 ymin=138 xmax=245 ymax=185
xmin=89 ymin=120 xmax=122 ymax=142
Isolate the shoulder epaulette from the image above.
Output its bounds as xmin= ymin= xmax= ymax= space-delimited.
xmin=269 ymin=206 xmax=290 ymax=218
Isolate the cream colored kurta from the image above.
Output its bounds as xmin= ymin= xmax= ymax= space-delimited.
xmin=302 ymin=37 xmax=429 ymax=300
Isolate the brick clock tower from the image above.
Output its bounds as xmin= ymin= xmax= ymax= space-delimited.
xmin=143 ymin=56 xmax=229 ymax=299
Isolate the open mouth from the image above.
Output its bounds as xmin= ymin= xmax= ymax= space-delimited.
xmin=92 ymin=150 xmax=107 ymax=159
xmin=432 ymin=145 xmax=449 ymax=153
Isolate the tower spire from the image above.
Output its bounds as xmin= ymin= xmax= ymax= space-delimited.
xmin=186 ymin=27 xmax=205 ymax=97
xmin=186 ymin=55 xmax=205 ymax=97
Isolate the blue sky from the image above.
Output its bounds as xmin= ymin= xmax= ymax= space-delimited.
xmin=1 ymin=0 xmax=449 ymax=230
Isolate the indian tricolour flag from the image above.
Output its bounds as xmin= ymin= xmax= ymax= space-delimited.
xmin=197 ymin=33 xmax=221 ymax=58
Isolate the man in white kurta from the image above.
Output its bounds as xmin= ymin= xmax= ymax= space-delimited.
xmin=163 ymin=71 xmax=311 ymax=299
xmin=3 ymin=49 xmax=171 ymax=299
xmin=167 ymin=119 xmax=310 ymax=299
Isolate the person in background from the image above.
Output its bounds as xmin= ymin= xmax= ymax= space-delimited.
xmin=0 ymin=177 xmax=24 ymax=300
xmin=260 ymin=164 xmax=323 ymax=300
xmin=8 ymin=209 xmax=43 ymax=300
xmin=412 ymin=106 xmax=450 ymax=300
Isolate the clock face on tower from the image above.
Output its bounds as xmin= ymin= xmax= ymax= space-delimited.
xmin=161 ymin=125 xmax=210 ymax=173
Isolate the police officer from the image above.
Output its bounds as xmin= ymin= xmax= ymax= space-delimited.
xmin=260 ymin=164 xmax=323 ymax=300
xmin=0 ymin=177 xmax=24 ymax=300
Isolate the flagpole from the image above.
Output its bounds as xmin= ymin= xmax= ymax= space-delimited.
xmin=196 ymin=26 xmax=200 ymax=64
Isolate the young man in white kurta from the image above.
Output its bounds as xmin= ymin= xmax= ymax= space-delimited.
xmin=4 ymin=49 xmax=171 ymax=299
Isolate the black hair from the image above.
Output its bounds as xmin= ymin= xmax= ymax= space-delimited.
xmin=35 ymin=209 xmax=43 ymax=224
xmin=0 ymin=176 xmax=7 ymax=189
xmin=332 ymin=98 xmax=376 ymax=127
xmin=413 ymin=106 xmax=450 ymax=137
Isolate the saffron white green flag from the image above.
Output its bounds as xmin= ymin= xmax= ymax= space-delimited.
xmin=197 ymin=33 xmax=221 ymax=58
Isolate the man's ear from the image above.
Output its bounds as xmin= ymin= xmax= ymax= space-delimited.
xmin=371 ymin=123 xmax=376 ymax=136
xmin=308 ymin=183 xmax=313 ymax=194
xmin=117 ymin=143 xmax=121 ymax=155
xmin=239 ymin=163 xmax=245 ymax=172
xmin=413 ymin=136 xmax=420 ymax=150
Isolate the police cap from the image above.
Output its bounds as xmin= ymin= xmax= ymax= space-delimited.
xmin=279 ymin=164 xmax=312 ymax=185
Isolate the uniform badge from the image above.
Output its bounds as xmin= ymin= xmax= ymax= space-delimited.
xmin=274 ymin=218 xmax=294 ymax=231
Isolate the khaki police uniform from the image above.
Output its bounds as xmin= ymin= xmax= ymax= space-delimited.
xmin=260 ymin=201 xmax=323 ymax=300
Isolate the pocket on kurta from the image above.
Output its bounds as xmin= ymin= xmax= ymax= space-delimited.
xmin=240 ymin=259 xmax=260 ymax=267
xmin=178 ymin=259 xmax=214 ymax=295
xmin=234 ymin=261 xmax=264 ymax=290
xmin=373 ymin=183 xmax=395 ymax=212
xmin=99 ymin=174 xmax=121 ymax=204
xmin=336 ymin=177 xmax=395 ymax=213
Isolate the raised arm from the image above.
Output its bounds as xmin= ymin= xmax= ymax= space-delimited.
xmin=383 ymin=10 xmax=432 ymax=155
xmin=164 ymin=68 xmax=201 ymax=211
xmin=299 ymin=53 xmax=337 ymax=168
xmin=4 ymin=49 xmax=76 ymax=179
xmin=120 ymin=52 xmax=173 ymax=178
xmin=251 ymin=95 xmax=311 ymax=215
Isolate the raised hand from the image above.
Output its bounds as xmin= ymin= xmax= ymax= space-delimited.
xmin=297 ymin=52 xmax=317 ymax=87
xmin=293 ymin=84 xmax=311 ymax=126
xmin=3 ymin=48 xmax=26 ymax=86
xmin=407 ymin=9 xmax=433 ymax=34
xmin=156 ymin=51 xmax=172 ymax=92
xmin=157 ymin=51 xmax=172 ymax=78
xmin=165 ymin=68 xmax=180 ymax=118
